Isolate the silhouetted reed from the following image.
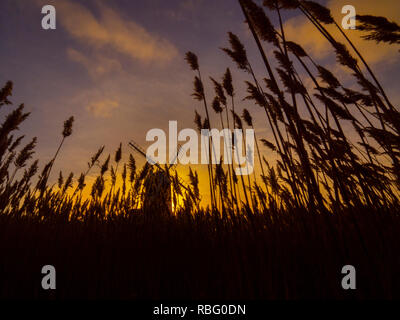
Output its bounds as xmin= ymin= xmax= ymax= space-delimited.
xmin=0 ymin=0 xmax=399 ymax=299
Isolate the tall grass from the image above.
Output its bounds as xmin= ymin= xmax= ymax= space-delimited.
xmin=0 ymin=0 xmax=399 ymax=299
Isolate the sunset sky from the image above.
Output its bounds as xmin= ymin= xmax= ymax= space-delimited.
xmin=1 ymin=0 xmax=399 ymax=204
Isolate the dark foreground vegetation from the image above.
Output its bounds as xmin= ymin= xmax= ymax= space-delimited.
xmin=1 ymin=0 xmax=400 ymax=299
xmin=0 ymin=205 xmax=399 ymax=299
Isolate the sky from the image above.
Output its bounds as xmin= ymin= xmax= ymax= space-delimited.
xmin=0 ymin=0 xmax=399 ymax=204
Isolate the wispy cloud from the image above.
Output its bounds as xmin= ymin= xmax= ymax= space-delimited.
xmin=67 ymin=48 xmax=122 ymax=78
xmin=57 ymin=0 xmax=178 ymax=63
xmin=86 ymin=99 xmax=119 ymax=118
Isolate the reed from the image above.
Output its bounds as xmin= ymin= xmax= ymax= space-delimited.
xmin=0 ymin=0 xmax=399 ymax=299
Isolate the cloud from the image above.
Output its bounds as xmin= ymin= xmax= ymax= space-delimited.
xmin=57 ymin=0 xmax=178 ymax=63
xmin=164 ymin=0 xmax=205 ymax=23
xmin=284 ymin=0 xmax=400 ymax=66
xmin=86 ymin=100 xmax=119 ymax=118
xmin=67 ymin=48 xmax=122 ymax=78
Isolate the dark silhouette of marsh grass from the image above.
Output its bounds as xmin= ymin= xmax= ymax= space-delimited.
xmin=0 ymin=0 xmax=400 ymax=299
